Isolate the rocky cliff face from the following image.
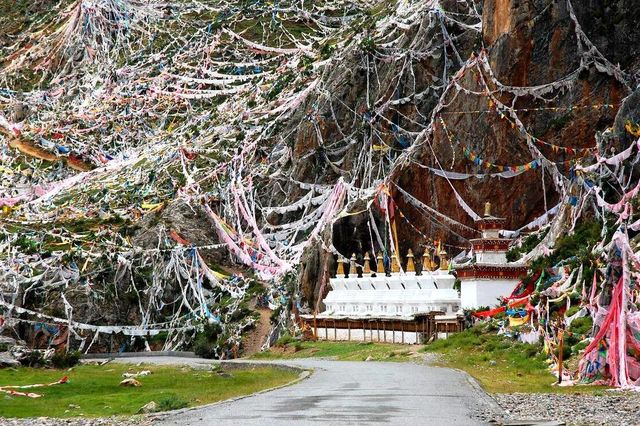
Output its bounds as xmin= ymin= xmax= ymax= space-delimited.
xmin=396 ymin=0 xmax=624 ymax=232
xmin=294 ymin=0 xmax=639 ymax=309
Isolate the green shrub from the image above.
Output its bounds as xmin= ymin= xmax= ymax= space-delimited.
xmin=569 ymin=292 xmax=581 ymax=305
xmin=554 ymin=343 xmax=572 ymax=360
xmin=569 ymin=317 xmax=593 ymax=336
xmin=149 ymin=331 xmax=168 ymax=346
xmin=193 ymin=339 xmax=212 ymax=358
xmin=531 ymin=222 xmax=602 ymax=272
xmin=497 ymin=340 xmax=512 ymax=350
xmin=51 ymin=350 xmax=81 ymax=369
xmin=529 ymin=293 xmax=540 ymax=306
xmin=507 ymin=231 xmax=547 ymax=262
xmin=269 ymin=306 xmax=283 ymax=323
xmin=275 ymin=333 xmax=296 ymax=346
xmin=157 ymin=394 xmax=189 ymax=411
xmin=565 ymin=306 xmax=580 ymax=317
xmin=564 ymin=333 xmax=579 ymax=348
xmin=522 ymin=344 xmax=541 ymax=358
xmin=483 ymin=341 xmax=498 ymax=352
xmin=482 ymin=321 xmax=499 ymax=332
xmin=424 ymin=326 xmax=483 ymax=351
xmin=193 ymin=323 xmax=223 ymax=359
xmin=572 ymin=340 xmax=589 ymax=354
xmin=23 ymin=351 xmax=45 ymax=367
xmin=229 ymin=304 xmax=252 ymax=322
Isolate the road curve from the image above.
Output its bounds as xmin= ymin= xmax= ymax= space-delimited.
xmin=101 ymin=357 xmax=500 ymax=425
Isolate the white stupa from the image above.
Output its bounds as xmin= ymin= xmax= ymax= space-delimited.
xmin=454 ymin=202 xmax=527 ymax=309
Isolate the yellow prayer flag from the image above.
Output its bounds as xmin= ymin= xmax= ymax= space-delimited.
xmin=509 ymin=313 xmax=530 ymax=327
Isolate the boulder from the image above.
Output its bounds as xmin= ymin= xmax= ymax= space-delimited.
xmin=0 ymin=352 xmax=20 ymax=368
xmin=122 ymin=370 xmax=152 ymax=379
xmin=119 ymin=378 xmax=142 ymax=387
xmin=138 ymin=401 xmax=158 ymax=414
xmin=9 ymin=346 xmax=54 ymax=365
xmin=0 ymin=336 xmax=17 ymax=347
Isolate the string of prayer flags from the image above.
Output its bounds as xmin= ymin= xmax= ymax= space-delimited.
xmin=463 ymin=147 xmax=542 ymax=172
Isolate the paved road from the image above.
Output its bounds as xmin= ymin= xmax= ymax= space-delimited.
xmin=99 ymin=357 xmax=500 ymax=425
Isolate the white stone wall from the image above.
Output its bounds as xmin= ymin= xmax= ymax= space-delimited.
xmin=329 ymin=271 xmax=455 ymax=292
xmin=460 ymin=278 xmax=518 ymax=309
xmin=476 ymin=251 xmax=507 ymax=264
xmin=482 ymin=229 xmax=500 ymax=239
xmin=460 ymin=280 xmax=477 ymax=309
xmin=322 ymin=271 xmax=461 ymax=321
xmin=315 ymin=327 xmax=422 ymax=344
xmin=323 ymin=287 xmax=460 ymax=317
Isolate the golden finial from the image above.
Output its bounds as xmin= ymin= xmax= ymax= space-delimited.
xmin=422 ymin=250 xmax=432 ymax=272
xmin=439 ymin=247 xmax=448 ymax=271
xmin=350 ymin=253 xmax=357 ymax=277
xmin=484 ymin=201 xmax=492 ymax=217
xmin=391 ymin=251 xmax=401 ymax=273
xmin=363 ymin=252 xmax=371 ymax=275
xmin=336 ymin=255 xmax=345 ymax=277
xmin=376 ymin=252 xmax=385 ymax=274
xmin=406 ymin=249 xmax=415 ymax=273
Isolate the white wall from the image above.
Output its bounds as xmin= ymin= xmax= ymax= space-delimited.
xmin=460 ymin=281 xmax=478 ymax=309
xmin=460 ymin=278 xmax=518 ymax=309
xmin=323 ymin=287 xmax=460 ymax=316
xmin=330 ymin=273 xmax=456 ymax=291
xmin=476 ymin=251 xmax=507 ymax=264
xmin=482 ymin=229 xmax=500 ymax=238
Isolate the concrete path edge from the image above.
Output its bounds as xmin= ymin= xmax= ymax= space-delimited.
xmin=145 ymin=361 xmax=313 ymax=421
xmin=455 ymin=367 xmax=504 ymax=419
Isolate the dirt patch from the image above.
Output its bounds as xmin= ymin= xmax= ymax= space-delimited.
xmin=242 ymin=306 xmax=273 ymax=356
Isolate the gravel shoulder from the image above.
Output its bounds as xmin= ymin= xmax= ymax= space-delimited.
xmin=422 ymin=351 xmax=640 ymax=426
xmin=494 ymin=392 xmax=640 ymax=426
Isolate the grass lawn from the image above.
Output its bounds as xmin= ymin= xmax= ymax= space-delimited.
xmin=422 ymin=326 xmax=609 ymax=394
xmin=250 ymin=340 xmax=418 ymax=362
xmin=0 ymin=363 xmax=298 ymax=418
